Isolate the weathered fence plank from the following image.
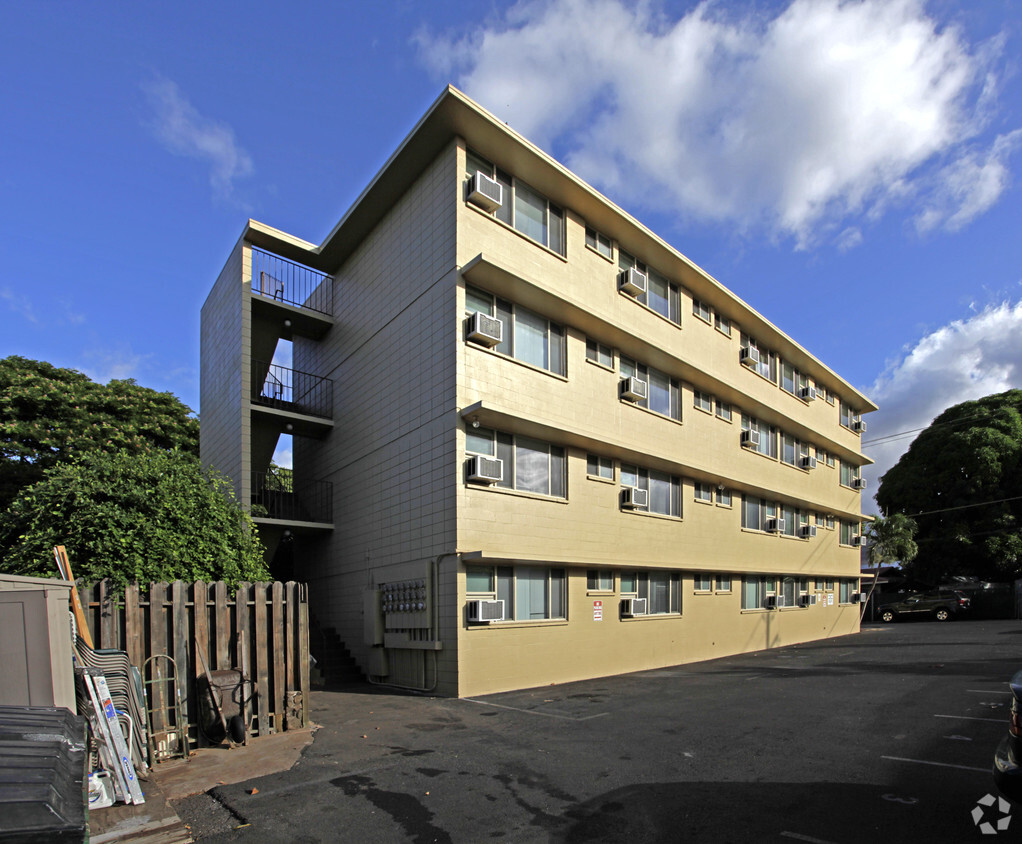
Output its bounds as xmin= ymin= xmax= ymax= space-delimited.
xmin=214 ymin=581 xmax=230 ymax=671
xmin=253 ymin=583 xmax=269 ymax=735
xmin=271 ymin=582 xmax=285 ymax=733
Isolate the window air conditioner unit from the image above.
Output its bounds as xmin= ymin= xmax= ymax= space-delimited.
xmin=800 ymin=386 xmax=817 ymax=400
xmin=741 ymin=347 xmax=761 ymax=366
xmin=741 ymin=429 xmax=760 ymax=448
xmin=764 ymin=595 xmax=777 ymax=608
xmin=620 ymin=376 xmax=648 ymax=402
xmin=852 ymin=592 xmax=868 ymax=604
xmin=621 ymin=597 xmax=647 ymax=617
xmin=466 ymin=172 xmax=503 ymax=213
xmin=852 ymin=420 xmax=867 ymax=433
xmin=851 ymin=477 xmax=867 ymax=490
xmin=801 ymin=524 xmax=817 ymax=539
xmin=467 ymin=455 xmax=503 ymax=484
xmin=766 ymin=518 xmax=784 ymax=533
xmin=466 ymin=311 xmax=503 ymax=347
xmin=467 ymin=599 xmax=505 ymax=623
xmin=801 ymin=455 xmax=817 ymax=470
xmin=618 ymin=267 xmax=647 ymax=296
xmin=621 ymin=486 xmax=649 ymax=509
xmin=852 ymin=535 xmax=867 ymax=547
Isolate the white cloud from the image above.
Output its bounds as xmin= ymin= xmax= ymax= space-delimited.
xmin=861 ymin=300 xmax=1022 ymax=511
xmin=0 ymin=286 xmax=39 ymax=324
xmin=80 ymin=346 xmax=149 ymax=384
xmin=914 ymin=129 xmax=1022 ymax=233
xmin=143 ymin=77 xmax=253 ymax=202
xmin=417 ymin=0 xmax=1012 ymax=247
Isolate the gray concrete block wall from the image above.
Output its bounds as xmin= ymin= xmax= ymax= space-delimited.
xmin=200 ymin=239 xmax=247 ymax=500
xmin=292 ymin=144 xmax=459 ymax=682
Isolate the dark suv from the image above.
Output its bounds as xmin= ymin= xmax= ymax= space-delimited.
xmin=877 ymin=589 xmax=971 ymax=623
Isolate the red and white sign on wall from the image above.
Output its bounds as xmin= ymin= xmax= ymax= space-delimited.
xmin=593 ymin=600 xmax=603 ymax=621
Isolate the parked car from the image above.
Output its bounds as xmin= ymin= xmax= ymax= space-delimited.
xmin=877 ymin=589 xmax=971 ymax=623
xmin=994 ymin=669 xmax=1022 ymax=802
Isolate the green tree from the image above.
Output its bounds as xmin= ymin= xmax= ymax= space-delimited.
xmin=0 ymin=449 xmax=267 ymax=590
xmin=876 ymin=389 xmax=1022 ymax=582
xmin=0 ymin=356 xmax=199 ymax=511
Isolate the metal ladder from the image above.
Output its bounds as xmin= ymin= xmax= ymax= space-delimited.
xmin=81 ymin=668 xmax=145 ymax=805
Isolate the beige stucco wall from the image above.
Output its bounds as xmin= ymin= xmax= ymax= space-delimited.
xmin=450 ymin=140 xmax=867 ymax=697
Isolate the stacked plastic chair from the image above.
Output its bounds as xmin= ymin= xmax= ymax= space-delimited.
xmin=72 ymin=635 xmax=149 ymax=774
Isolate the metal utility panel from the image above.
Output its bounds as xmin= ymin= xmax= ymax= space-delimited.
xmin=0 ymin=576 xmax=76 ymax=710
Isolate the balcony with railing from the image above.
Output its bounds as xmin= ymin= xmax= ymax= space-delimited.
xmin=253 ymin=361 xmax=333 ymax=421
xmin=250 ymin=248 xmax=334 ymax=338
xmin=252 ymin=469 xmax=333 ymax=527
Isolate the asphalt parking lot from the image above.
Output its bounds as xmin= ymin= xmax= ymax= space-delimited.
xmin=175 ymin=619 xmax=1022 ymax=843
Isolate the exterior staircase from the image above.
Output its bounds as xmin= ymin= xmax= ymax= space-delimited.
xmin=310 ymin=623 xmax=364 ymax=687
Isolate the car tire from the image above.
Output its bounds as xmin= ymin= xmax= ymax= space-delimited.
xmin=880 ymin=609 xmax=896 ymax=623
xmin=934 ymin=608 xmax=950 ymax=622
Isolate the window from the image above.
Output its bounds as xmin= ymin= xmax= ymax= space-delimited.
xmin=826 ymin=451 xmax=836 ymax=468
xmin=585 ymin=338 xmax=614 ymax=369
xmin=740 ymin=334 xmax=776 ymax=381
xmin=742 ymin=415 xmax=777 ymax=458
xmin=621 ymin=570 xmax=681 ymax=614
xmin=693 ymin=299 xmax=712 ymax=323
xmin=780 ymin=435 xmax=811 ymax=468
xmin=780 ymin=361 xmax=808 ymax=397
xmin=716 ymin=574 xmax=732 ymax=592
xmin=587 ymin=570 xmax=614 ymax=592
xmin=467 ymin=427 xmax=566 ymax=497
xmin=715 ymin=400 xmax=732 ymax=422
xmin=742 ymin=576 xmax=775 ymax=609
xmin=778 ymin=576 xmax=809 ymax=607
xmin=742 ymin=495 xmax=781 ymax=532
xmin=585 ymin=227 xmax=613 ymax=259
xmin=466 ymin=151 xmax=564 ymax=255
xmin=621 ymin=464 xmax=682 ymax=517
xmin=779 ymin=504 xmax=798 ymax=537
xmin=840 ymin=521 xmax=862 ymax=546
xmin=839 ymin=401 xmax=861 ymax=431
xmin=714 ymin=313 xmax=732 ymax=336
xmin=586 ymin=454 xmax=614 ymax=480
xmin=694 ymin=483 xmax=713 ymax=503
xmin=466 ymin=286 xmax=566 ymax=375
xmin=694 ymin=574 xmax=712 ymax=592
xmin=716 ymin=487 xmax=732 ymax=507
xmin=620 ymin=356 xmax=681 ymax=421
xmin=817 ymin=447 xmax=829 ymax=466
xmin=839 ymin=579 xmax=857 ymax=604
xmin=466 ymin=565 xmax=566 ymax=620
xmin=840 ymin=461 xmax=861 ymax=488
xmin=825 ymin=515 xmax=835 ymax=530
xmin=619 ymin=251 xmax=681 ymax=325
xmin=694 ymin=391 xmax=713 ymax=413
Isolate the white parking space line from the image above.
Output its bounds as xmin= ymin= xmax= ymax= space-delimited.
xmin=462 ymin=698 xmax=610 ymax=721
xmin=934 ymin=714 xmax=1004 ymax=723
xmin=882 ymin=755 xmax=990 ymax=773
xmin=967 ymin=689 xmax=1012 ymax=694
xmin=781 ymin=832 xmax=836 ymax=844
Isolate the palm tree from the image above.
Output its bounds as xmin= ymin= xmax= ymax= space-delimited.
xmin=861 ymin=512 xmax=919 ymax=618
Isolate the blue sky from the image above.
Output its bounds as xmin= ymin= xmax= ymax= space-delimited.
xmin=2 ymin=0 xmax=1021 ymax=509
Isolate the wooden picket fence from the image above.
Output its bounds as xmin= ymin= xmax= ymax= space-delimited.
xmin=77 ymin=580 xmax=310 ymax=757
